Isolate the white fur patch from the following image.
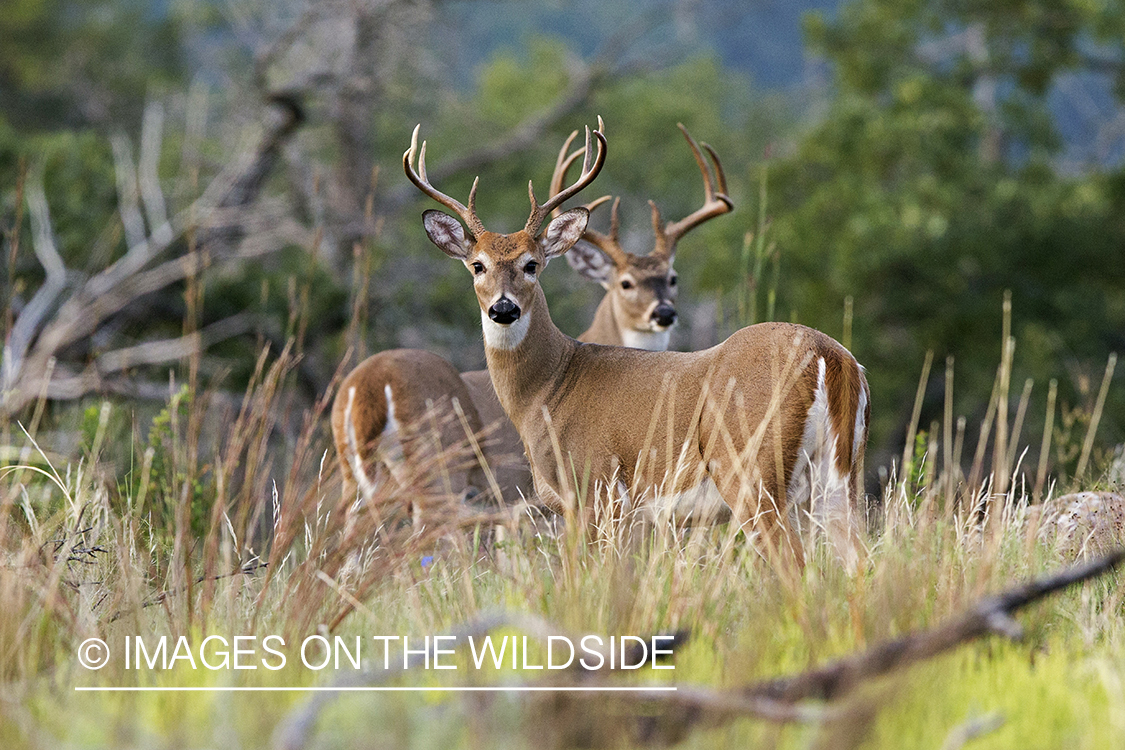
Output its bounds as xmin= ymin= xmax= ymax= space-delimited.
xmin=621 ymin=329 xmax=671 ymax=351
xmin=853 ymin=384 xmax=867 ymax=463
xmin=642 ymin=476 xmax=730 ymax=525
xmin=481 ymin=308 xmax=531 ymax=351
xmin=788 ymin=358 xmax=851 ymax=518
xmin=787 ymin=357 xmax=860 ymax=571
xmin=379 ymin=384 xmax=408 ymax=486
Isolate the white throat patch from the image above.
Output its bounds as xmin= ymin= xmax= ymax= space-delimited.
xmin=621 ymin=329 xmax=671 ymax=352
xmin=481 ymin=309 xmax=531 ymax=351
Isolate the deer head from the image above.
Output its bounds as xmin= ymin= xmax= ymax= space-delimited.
xmin=404 ymin=121 xmax=607 ymax=350
xmin=556 ymin=123 xmax=731 ymax=339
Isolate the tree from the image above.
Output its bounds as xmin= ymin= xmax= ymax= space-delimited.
xmin=764 ymin=0 xmax=1125 ymax=464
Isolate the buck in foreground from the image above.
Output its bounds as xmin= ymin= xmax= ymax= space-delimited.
xmin=331 ymin=123 xmax=732 ymax=505
xmin=406 ymin=121 xmax=869 ymax=571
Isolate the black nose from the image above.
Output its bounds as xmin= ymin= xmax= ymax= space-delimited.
xmin=488 ymin=297 xmax=521 ymax=325
xmin=652 ymin=304 xmax=677 ymax=328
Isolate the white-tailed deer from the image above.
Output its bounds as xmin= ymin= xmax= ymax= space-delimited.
xmin=332 ymin=123 xmax=732 ymax=506
xmin=406 ymin=121 xmax=869 ymax=572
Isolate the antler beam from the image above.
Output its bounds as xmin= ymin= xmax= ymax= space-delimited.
xmin=403 ymin=125 xmax=487 ymax=238
xmin=525 ymin=119 xmax=607 ymax=236
xmin=548 ymin=125 xmax=622 ymax=265
xmin=651 ymin=123 xmax=733 ymax=258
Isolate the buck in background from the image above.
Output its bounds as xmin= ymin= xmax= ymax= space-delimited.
xmin=331 ymin=123 xmax=732 ymax=506
xmin=406 ymin=121 xmax=869 ymax=573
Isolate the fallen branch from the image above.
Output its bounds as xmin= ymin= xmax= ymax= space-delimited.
xmin=743 ymin=548 xmax=1124 ymax=704
xmin=269 ymin=550 xmax=1122 ymax=749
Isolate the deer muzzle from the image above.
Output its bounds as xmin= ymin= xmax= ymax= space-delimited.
xmin=651 ymin=303 xmax=677 ymax=329
xmin=488 ymin=297 xmax=521 ymax=325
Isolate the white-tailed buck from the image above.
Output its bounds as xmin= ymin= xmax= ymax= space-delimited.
xmin=331 ymin=123 xmax=732 ymax=506
xmin=405 ymin=121 xmax=869 ymax=571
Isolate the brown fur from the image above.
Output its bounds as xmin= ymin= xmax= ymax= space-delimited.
xmin=401 ymin=124 xmax=866 ymax=571
xmin=331 ymin=349 xmax=485 ymax=500
xmin=482 ymin=279 xmax=868 ymax=571
xmin=331 ymin=226 xmax=684 ymax=505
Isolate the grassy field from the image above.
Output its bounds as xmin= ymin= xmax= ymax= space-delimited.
xmin=1 ymin=341 xmax=1123 ymax=750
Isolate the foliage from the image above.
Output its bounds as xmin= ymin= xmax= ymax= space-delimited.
xmin=758 ymin=0 xmax=1125 ymax=453
xmin=144 ymin=385 xmax=210 ymax=537
xmin=0 ymin=0 xmax=1122 ymax=497
xmin=0 ymin=0 xmax=185 ymax=131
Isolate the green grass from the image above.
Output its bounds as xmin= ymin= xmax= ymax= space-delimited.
xmin=1 ymin=344 xmax=1123 ymax=749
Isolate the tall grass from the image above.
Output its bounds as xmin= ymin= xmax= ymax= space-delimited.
xmin=0 ymin=321 xmax=1122 ymax=749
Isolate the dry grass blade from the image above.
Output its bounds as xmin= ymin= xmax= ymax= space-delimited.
xmin=1076 ymin=353 xmax=1117 ymax=482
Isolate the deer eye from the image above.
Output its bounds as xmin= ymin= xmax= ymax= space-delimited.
xmin=669 ymin=274 xmax=678 ymax=287
xmin=523 ymin=261 xmax=538 ymax=275
xmin=620 ymin=279 xmax=634 ymax=290
xmin=471 ymin=261 xmax=485 ymax=275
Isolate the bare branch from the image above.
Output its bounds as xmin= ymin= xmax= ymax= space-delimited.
xmin=139 ymin=100 xmax=172 ymax=245
xmin=2 ymin=96 xmax=305 ymax=415
xmin=33 ymin=313 xmax=257 ymax=403
xmin=110 ymin=133 xmax=148 ymax=250
xmin=97 ymin=312 xmax=258 ymax=374
xmin=743 ymin=549 xmax=1125 ymax=704
xmin=1 ymin=171 xmax=69 ymax=396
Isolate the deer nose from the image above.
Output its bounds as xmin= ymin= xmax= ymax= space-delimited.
xmin=652 ymin=303 xmax=677 ymax=328
xmin=488 ymin=297 xmax=521 ymax=325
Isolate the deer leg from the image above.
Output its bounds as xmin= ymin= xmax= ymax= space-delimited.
xmin=710 ymin=458 xmax=805 ymax=574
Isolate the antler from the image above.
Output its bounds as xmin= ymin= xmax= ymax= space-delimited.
xmin=548 ymin=125 xmax=625 ymax=266
xmin=650 ymin=123 xmax=733 ymax=259
xmin=403 ymin=125 xmax=487 ymax=238
xmin=525 ymin=118 xmax=607 ymax=236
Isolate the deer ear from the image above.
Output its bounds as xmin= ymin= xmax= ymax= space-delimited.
xmin=566 ymin=240 xmax=614 ymax=287
xmin=540 ymin=207 xmax=589 ymax=260
xmin=423 ymin=210 xmax=472 ymax=259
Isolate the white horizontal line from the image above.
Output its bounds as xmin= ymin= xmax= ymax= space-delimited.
xmin=75 ymin=686 xmax=677 ymax=693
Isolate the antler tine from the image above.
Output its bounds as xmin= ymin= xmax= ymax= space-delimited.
xmin=526 ymin=121 xmax=607 ymax=236
xmin=654 ymin=123 xmax=734 ymax=257
xmin=549 ymin=129 xmax=580 ymax=206
xmin=577 ymin=195 xmax=629 ymax=268
xmin=403 ymin=124 xmax=486 ymax=237
xmin=703 ymin=142 xmax=729 ymax=197
xmin=549 ymin=132 xmax=611 ymax=220
xmin=545 ymin=125 xmax=624 ymax=265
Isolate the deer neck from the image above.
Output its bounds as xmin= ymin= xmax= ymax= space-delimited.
xmin=483 ymin=287 xmax=577 ymax=425
xmin=579 ymin=293 xmax=671 ymax=351
xmin=577 ymin=294 xmax=624 ymax=346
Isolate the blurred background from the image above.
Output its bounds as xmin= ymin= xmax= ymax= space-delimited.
xmin=1 ymin=0 xmax=1123 ymax=485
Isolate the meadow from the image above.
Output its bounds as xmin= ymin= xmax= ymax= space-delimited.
xmin=2 ymin=3 xmax=1124 ymax=746
xmin=1 ymin=327 xmax=1122 ymax=750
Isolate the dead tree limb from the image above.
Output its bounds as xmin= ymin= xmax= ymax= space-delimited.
xmin=743 ymin=548 xmax=1124 ymax=704
xmin=270 ymin=550 xmax=1122 ymax=750
xmin=1 ymin=95 xmax=304 ymax=415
